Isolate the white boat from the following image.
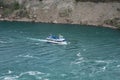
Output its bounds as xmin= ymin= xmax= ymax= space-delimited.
xmin=46 ymin=35 xmax=67 ymax=45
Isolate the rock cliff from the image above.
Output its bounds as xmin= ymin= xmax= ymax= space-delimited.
xmin=0 ymin=0 xmax=120 ymax=28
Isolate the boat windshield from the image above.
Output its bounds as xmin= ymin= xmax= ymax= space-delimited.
xmin=48 ymin=34 xmax=64 ymax=39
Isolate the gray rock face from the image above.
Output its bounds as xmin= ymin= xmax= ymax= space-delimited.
xmin=0 ymin=0 xmax=120 ymax=28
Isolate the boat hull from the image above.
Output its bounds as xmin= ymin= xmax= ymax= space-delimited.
xmin=46 ymin=40 xmax=67 ymax=45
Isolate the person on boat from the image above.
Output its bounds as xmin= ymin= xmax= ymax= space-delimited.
xmin=59 ymin=34 xmax=63 ymax=39
xmin=52 ymin=35 xmax=58 ymax=39
xmin=58 ymin=34 xmax=66 ymax=41
xmin=48 ymin=34 xmax=58 ymax=39
xmin=48 ymin=34 xmax=53 ymax=38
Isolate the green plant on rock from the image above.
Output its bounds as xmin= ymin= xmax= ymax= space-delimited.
xmin=16 ymin=9 xmax=29 ymax=18
xmin=104 ymin=18 xmax=120 ymax=29
xmin=1 ymin=1 xmax=23 ymax=17
xmin=13 ymin=2 xmax=21 ymax=10
xmin=3 ymin=8 xmax=13 ymax=17
xmin=39 ymin=0 xmax=43 ymax=1
xmin=0 ymin=1 xmax=4 ymax=7
xmin=59 ymin=8 xmax=72 ymax=17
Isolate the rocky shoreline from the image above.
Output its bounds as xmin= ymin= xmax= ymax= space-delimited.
xmin=0 ymin=0 xmax=120 ymax=29
xmin=0 ymin=17 xmax=118 ymax=29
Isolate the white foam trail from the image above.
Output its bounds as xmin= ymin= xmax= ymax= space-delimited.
xmin=27 ymin=38 xmax=47 ymax=42
xmin=95 ymin=60 xmax=115 ymax=64
xmin=19 ymin=71 xmax=45 ymax=76
xmin=72 ymin=52 xmax=85 ymax=64
xmin=19 ymin=71 xmax=49 ymax=80
xmin=102 ymin=66 xmax=106 ymax=71
xmin=95 ymin=60 xmax=106 ymax=63
xmin=24 ymin=55 xmax=33 ymax=58
xmin=16 ymin=54 xmax=39 ymax=59
xmin=0 ymin=40 xmax=7 ymax=43
xmin=8 ymin=70 xmax=12 ymax=74
xmin=0 ymin=71 xmax=49 ymax=80
xmin=4 ymin=77 xmax=15 ymax=80
xmin=77 ymin=52 xmax=81 ymax=57
xmin=1 ymin=76 xmax=19 ymax=80
xmin=117 ymin=65 xmax=120 ymax=67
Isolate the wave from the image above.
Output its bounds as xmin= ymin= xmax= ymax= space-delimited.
xmin=8 ymin=70 xmax=12 ymax=74
xmin=73 ymin=59 xmax=118 ymax=65
xmin=71 ymin=52 xmax=120 ymax=75
xmin=0 ymin=76 xmax=19 ymax=80
xmin=0 ymin=71 xmax=50 ymax=80
xmin=16 ymin=54 xmax=39 ymax=59
xmin=72 ymin=52 xmax=119 ymax=70
xmin=19 ymin=71 xmax=45 ymax=76
xmin=71 ymin=52 xmax=85 ymax=64
xmin=0 ymin=40 xmax=7 ymax=44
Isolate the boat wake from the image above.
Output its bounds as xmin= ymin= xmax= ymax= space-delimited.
xmin=27 ymin=38 xmax=47 ymax=42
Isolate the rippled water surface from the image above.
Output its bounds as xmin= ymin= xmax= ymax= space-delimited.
xmin=0 ymin=21 xmax=120 ymax=80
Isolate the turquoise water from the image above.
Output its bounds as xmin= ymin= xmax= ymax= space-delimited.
xmin=0 ymin=21 xmax=120 ymax=80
